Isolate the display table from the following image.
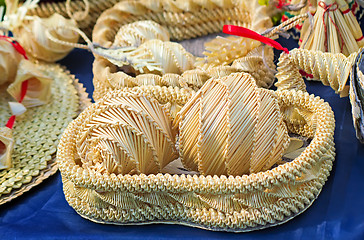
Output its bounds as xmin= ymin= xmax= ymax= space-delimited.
xmin=1 ymin=37 xmax=364 ymax=239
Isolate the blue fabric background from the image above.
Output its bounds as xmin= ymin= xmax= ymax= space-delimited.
xmin=1 ymin=36 xmax=364 ymax=239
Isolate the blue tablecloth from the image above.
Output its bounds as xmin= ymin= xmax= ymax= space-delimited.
xmin=1 ymin=40 xmax=364 ymax=240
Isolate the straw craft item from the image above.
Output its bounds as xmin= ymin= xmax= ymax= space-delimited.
xmin=274 ymin=47 xmax=364 ymax=143
xmin=176 ymin=73 xmax=290 ymax=175
xmin=27 ymin=0 xmax=120 ymax=39
xmin=277 ymin=48 xmax=355 ymax=97
xmin=0 ymin=61 xmax=91 ymax=205
xmin=74 ymin=91 xmax=178 ymax=175
xmin=299 ymin=0 xmax=364 ymax=55
xmin=91 ymin=0 xmax=275 ymax=101
xmin=1 ymin=0 xmax=79 ymax=62
xmin=58 ymin=73 xmax=336 ymax=231
xmin=0 ymin=39 xmax=23 ymax=85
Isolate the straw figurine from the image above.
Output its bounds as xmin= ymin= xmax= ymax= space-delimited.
xmin=299 ymin=0 xmax=364 ymax=55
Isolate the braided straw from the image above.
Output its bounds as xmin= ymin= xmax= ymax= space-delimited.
xmin=92 ymin=0 xmax=272 ymax=46
xmin=91 ymin=0 xmax=274 ymax=100
xmin=27 ymin=0 xmax=120 ymax=38
xmin=57 ymin=88 xmax=335 ymax=231
xmin=0 ymin=40 xmax=22 ymax=85
xmin=280 ymin=48 xmax=356 ymax=97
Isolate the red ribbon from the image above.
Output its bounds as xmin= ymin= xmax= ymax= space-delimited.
xmin=223 ymin=25 xmax=289 ymax=54
xmin=0 ymin=36 xmax=28 ymax=60
xmin=1 ymin=36 xmax=29 ymax=129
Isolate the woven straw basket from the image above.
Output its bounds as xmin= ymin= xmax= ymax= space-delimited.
xmin=57 ymin=86 xmax=335 ymax=231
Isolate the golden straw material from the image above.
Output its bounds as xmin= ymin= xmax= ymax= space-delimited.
xmin=299 ymin=0 xmax=362 ymax=55
xmin=27 ymin=0 xmax=121 ymax=39
xmin=281 ymin=48 xmax=356 ymax=97
xmin=92 ymin=0 xmax=272 ymax=46
xmin=17 ymin=14 xmax=79 ymax=62
xmin=7 ymin=59 xmax=52 ymax=108
xmin=0 ymin=40 xmax=23 ymax=86
xmin=118 ymin=85 xmax=196 ymax=119
xmin=57 ymin=88 xmax=336 ymax=232
xmin=0 ymin=127 xmax=14 ymax=170
xmin=195 ymin=36 xmax=261 ymax=69
xmin=113 ymin=20 xmax=170 ymax=47
xmin=176 ymin=73 xmax=289 ymax=175
xmin=72 ymin=90 xmax=178 ymax=175
xmin=91 ymin=0 xmax=274 ymax=100
xmin=275 ymin=52 xmax=307 ymax=93
xmin=0 ymin=62 xmax=91 ymax=205
xmin=5 ymin=5 xmax=80 ymax=62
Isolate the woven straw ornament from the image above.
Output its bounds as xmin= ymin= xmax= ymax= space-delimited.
xmin=1 ymin=0 xmax=79 ymax=62
xmin=176 ymin=72 xmax=290 ymax=176
xmin=0 ymin=40 xmax=22 ymax=86
xmin=7 ymin=59 xmax=52 ymax=108
xmin=73 ymin=91 xmax=178 ymax=175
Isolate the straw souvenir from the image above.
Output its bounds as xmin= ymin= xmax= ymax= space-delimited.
xmin=1 ymin=0 xmax=79 ymax=62
xmin=273 ymin=47 xmax=364 ymax=143
xmin=27 ymin=0 xmax=120 ymax=39
xmin=0 ymin=59 xmax=91 ymax=204
xmin=299 ymin=0 xmax=364 ymax=56
xmin=91 ymin=0 xmax=276 ymax=101
xmin=58 ymin=68 xmax=336 ymax=231
xmin=0 ymin=39 xmax=23 ymax=85
xmin=176 ymin=73 xmax=290 ymax=175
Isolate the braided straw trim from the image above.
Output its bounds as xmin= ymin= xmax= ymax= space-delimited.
xmin=91 ymin=0 xmax=273 ymax=100
xmin=286 ymin=48 xmax=356 ymax=97
xmin=0 ymin=65 xmax=91 ymax=205
xmin=275 ymin=52 xmax=307 ymax=92
xmin=58 ymin=89 xmax=335 ymax=231
xmin=27 ymin=0 xmax=120 ymax=38
xmin=92 ymin=58 xmax=245 ymax=101
xmin=92 ymin=0 xmax=271 ymax=46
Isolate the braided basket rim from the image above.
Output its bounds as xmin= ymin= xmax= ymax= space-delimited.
xmin=57 ymin=89 xmax=335 ymax=194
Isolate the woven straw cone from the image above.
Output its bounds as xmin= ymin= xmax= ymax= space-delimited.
xmin=71 ymin=90 xmax=178 ymax=175
xmin=57 ymin=87 xmax=335 ymax=231
xmin=0 ymin=40 xmax=22 ymax=86
xmin=176 ymin=73 xmax=289 ymax=176
xmin=91 ymin=0 xmax=274 ymax=101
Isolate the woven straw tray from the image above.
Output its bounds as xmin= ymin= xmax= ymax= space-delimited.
xmin=0 ymin=62 xmax=91 ymax=205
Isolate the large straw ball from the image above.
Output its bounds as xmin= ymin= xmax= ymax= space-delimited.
xmin=71 ymin=90 xmax=178 ymax=175
xmin=177 ymin=72 xmax=290 ymax=176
